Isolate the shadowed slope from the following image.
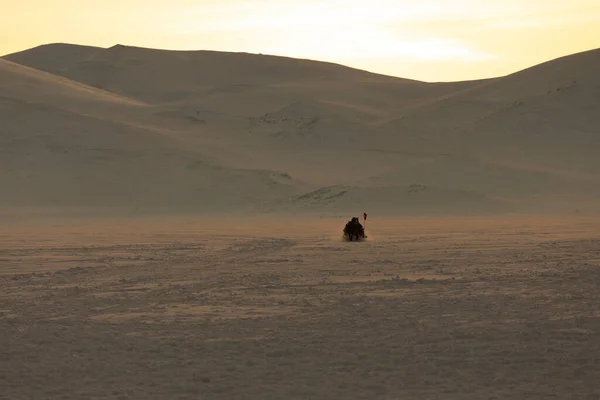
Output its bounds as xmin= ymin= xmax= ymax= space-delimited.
xmin=0 ymin=57 xmax=309 ymax=213
xmin=0 ymin=58 xmax=146 ymax=109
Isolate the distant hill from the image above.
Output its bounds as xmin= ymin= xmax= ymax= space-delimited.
xmin=0 ymin=56 xmax=308 ymax=213
xmin=2 ymin=44 xmax=599 ymax=216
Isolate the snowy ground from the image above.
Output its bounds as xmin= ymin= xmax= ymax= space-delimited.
xmin=2 ymin=216 xmax=600 ymax=399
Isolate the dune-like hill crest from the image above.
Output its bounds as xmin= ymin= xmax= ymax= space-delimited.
xmin=2 ymin=43 xmax=600 ymax=216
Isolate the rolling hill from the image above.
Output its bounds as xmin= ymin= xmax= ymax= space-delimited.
xmin=0 ymin=57 xmax=309 ymax=215
xmin=2 ymin=43 xmax=599 ymax=217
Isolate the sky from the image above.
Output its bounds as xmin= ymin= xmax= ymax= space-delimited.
xmin=2 ymin=0 xmax=600 ymax=81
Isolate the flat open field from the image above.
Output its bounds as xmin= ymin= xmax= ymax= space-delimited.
xmin=2 ymin=216 xmax=600 ymax=399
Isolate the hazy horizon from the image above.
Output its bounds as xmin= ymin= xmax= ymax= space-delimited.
xmin=3 ymin=0 xmax=599 ymax=82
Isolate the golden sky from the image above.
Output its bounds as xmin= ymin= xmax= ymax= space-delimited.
xmin=3 ymin=0 xmax=600 ymax=81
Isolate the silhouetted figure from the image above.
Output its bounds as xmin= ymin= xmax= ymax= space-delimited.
xmin=344 ymin=217 xmax=365 ymax=241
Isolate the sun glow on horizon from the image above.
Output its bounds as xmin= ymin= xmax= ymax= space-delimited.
xmin=2 ymin=0 xmax=600 ymax=81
